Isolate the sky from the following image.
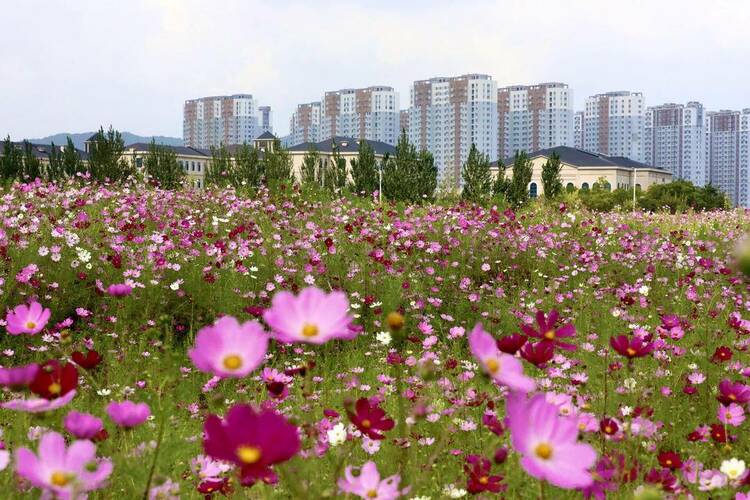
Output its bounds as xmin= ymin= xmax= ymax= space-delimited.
xmin=1 ymin=0 xmax=749 ymax=140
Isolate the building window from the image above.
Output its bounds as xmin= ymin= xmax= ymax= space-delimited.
xmin=566 ymin=182 xmax=575 ymax=192
xmin=581 ymin=182 xmax=589 ymax=191
xmin=529 ymin=182 xmax=538 ymax=198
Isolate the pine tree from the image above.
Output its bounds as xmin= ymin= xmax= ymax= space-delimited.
xmin=234 ymin=143 xmax=263 ymax=189
xmin=461 ymin=143 xmax=492 ymax=204
xmin=300 ymin=146 xmax=319 ymax=186
xmin=87 ymin=126 xmax=134 ymax=183
xmin=541 ymin=152 xmax=563 ymax=200
xmin=62 ymin=137 xmax=83 ymax=179
xmin=47 ymin=142 xmax=65 ymax=182
xmin=206 ymin=144 xmax=232 ymax=187
xmin=144 ymin=140 xmax=185 ymax=189
xmin=264 ymin=139 xmax=292 ymax=188
xmin=0 ymin=137 xmax=22 ymax=182
xmin=21 ymin=141 xmax=42 ymax=181
xmin=383 ymin=130 xmax=419 ymax=202
xmin=492 ymin=159 xmax=510 ymax=201
xmin=416 ymin=149 xmax=437 ymax=202
xmin=506 ymin=151 xmax=533 ymax=208
xmin=350 ymin=140 xmax=378 ymax=195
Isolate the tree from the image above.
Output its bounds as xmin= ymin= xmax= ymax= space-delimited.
xmin=541 ymin=152 xmax=563 ymax=200
xmin=86 ymin=127 xmax=134 ymax=183
xmin=234 ymin=143 xmax=263 ymax=189
xmin=506 ymin=151 xmax=533 ymax=208
xmin=264 ymin=139 xmax=292 ymax=187
xmin=206 ymin=144 xmax=232 ymax=187
xmin=62 ymin=137 xmax=84 ymax=179
xmin=21 ymin=141 xmax=42 ymax=181
xmin=492 ymin=159 xmax=510 ymax=202
xmin=144 ymin=140 xmax=185 ymax=189
xmin=328 ymin=140 xmax=348 ymax=191
xmin=350 ymin=140 xmax=378 ymax=195
xmin=382 ymin=131 xmax=437 ymax=203
xmin=1 ymin=136 xmax=23 ymax=182
xmin=46 ymin=142 xmax=65 ymax=182
xmin=416 ymin=150 xmax=438 ymax=202
xmin=461 ymin=143 xmax=492 ymax=204
xmin=300 ymin=146 xmax=320 ymax=186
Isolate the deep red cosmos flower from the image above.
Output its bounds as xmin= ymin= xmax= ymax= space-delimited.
xmin=717 ymin=379 xmax=750 ymax=405
xmin=600 ymin=417 xmax=619 ymax=436
xmin=197 ymin=478 xmax=231 ymax=495
xmin=29 ymin=360 xmax=78 ymax=400
xmin=347 ymin=398 xmax=395 ymax=440
xmin=610 ymin=335 xmax=654 ymax=359
xmin=710 ymin=424 xmax=727 ymax=443
xmin=519 ymin=341 xmax=555 ymax=367
xmin=657 ymin=451 xmax=682 ymax=470
xmin=203 ymin=404 xmax=300 ymax=486
xmin=496 ymin=333 xmax=527 ymax=354
xmin=482 ymin=412 xmax=505 ymax=436
xmin=644 ymin=467 xmax=678 ymax=493
xmin=464 ymin=455 xmax=505 ymax=494
xmin=712 ymin=346 xmax=733 ymax=362
xmin=71 ymin=349 xmax=103 ymax=370
xmin=520 ymin=310 xmax=577 ymax=351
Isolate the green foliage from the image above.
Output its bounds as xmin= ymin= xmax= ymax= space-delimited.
xmin=206 ymin=144 xmax=232 ymax=188
xmin=86 ymin=127 xmax=135 ymax=183
xmin=300 ymin=147 xmax=320 ymax=186
xmin=1 ymin=136 xmax=22 ymax=182
xmin=264 ymin=140 xmax=292 ymax=187
xmin=144 ymin=140 xmax=185 ymax=189
xmin=350 ymin=140 xmax=378 ymax=195
xmin=46 ymin=142 xmax=65 ymax=182
xmin=541 ymin=152 xmax=563 ymax=200
xmin=639 ymin=179 xmax=729 ymax=213
xmin=62 ymin=137 xmax=84 ymax=178
xmin=506 ymin=151 xmax=533 ymax=208
xmin=234 ymin=143 xmax=264 ymax=189
xmin=382 ymin=131 xmax=437 ymax=203
xmin=20 ymin=141 xmax=42 ymax=181
xmin=326 ymin=140 xmax=348 ymax=192
xmin=461 ymin=143 xmax=492 ymax=204
xmin=492 ymin=159 xmax=510 ymax=202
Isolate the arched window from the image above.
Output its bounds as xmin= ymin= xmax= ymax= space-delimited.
xmin=636 ymin=183 xmax=642 ymax=191
xmin=603 ymin=182 xmax=611 ymax=192
xmin=529 ymin=182 xmax=538 ymax=198
xmin=581 ymin=182 xmax=589 ymax=191
xmin=566 ymin=182 xmax=575 ymax=192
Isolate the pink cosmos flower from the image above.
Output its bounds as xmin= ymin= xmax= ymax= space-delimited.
xmin=338 ymin=461 xmax=405 ymax=499
xmin=5 ymin=301 xmax=51 ymax=335
xmin=0 ymin=450 xmax=8 ymax=471
xmin=718 ymin=403 xmax=745 ymax=427
xmin=521 ymin=310 xmax=577 ymax=351
xmin=468 ymin=324 xmax=536 ymax=393
xmin=106 ymin=400 xmax=150 ymax=428
xmin=188 ymin=316 xmax=269 ymax=378
xmin=106 ymin=283 xmax=132 ymax=297
xmin=15 ymin=431 xmax=112 ymax=497
xmin=507 ymin=392 xmax=597 ymax=489
xmin=1 ymin=390 xmax=77 ymax=413
xmin=0 ymin=363 xmax=39 ymax=388
xmin=263 ymin=287 xmax=355 ymax=344
xmin=64 ymin=411 xmax=105 ymax=439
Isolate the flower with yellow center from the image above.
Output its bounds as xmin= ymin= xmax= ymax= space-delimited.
xmin=367 ymin=490 xmax=378 ymax=498
xmin=361 ymin=419 xmax=371 ymax=429
xmin=50 ymin=471 xmax=71 ymax=487
xmin=236 ymin=445 xmax=262 ymax=464
xmin=535 ymin=442 xmax=553 ymax=460
xmin=386 ymin=312 xmax=404 ymax=331
xmin=720 ymin=458 xmax=746 ymax=480
xmin=485 ymin=357 xmax=500 ymax=374
xmin=222 ymin=355 xmax=242 ymax=371
xmin=48 ymin=382 xmax=62 ymax=395
xmin=626 ymin=347 xmax=636 ymax=356
xmin=25 ymin=321 xmax=37 ymax=330
xmin=479 ymin=476 xmax=489 ymax=485
xmin=543 ymin=330 xmax=555 ymax=341
xmin=301 ymin=323 xmax=319 ymax=338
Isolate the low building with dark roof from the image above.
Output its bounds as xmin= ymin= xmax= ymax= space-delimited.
xmin=121 ymin=143 xmax=211 ymax=188
xmin=287 ymin=136 xmax=395 ymax=183
xmin=490 ymin=146 xmax=672 ymax=197
xmin=1 ymin=141 xmax=89 ymax=163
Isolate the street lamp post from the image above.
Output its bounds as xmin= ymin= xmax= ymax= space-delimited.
xmin=632 ymin=166 xmax=637 ymax=212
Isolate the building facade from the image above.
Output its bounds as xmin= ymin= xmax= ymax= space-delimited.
xmin=497 ymin=82 xmax=574 ymax=159
xmin=644 ymin=102 xmax=707 ymax=186
xmin=582 ymin=91 xmax=645 ymax=162
xmin=321 ymin=86 xmax=399 ymax=146
xmin=183 ymin=94 xmax=272 ymax=149
xmin=574 ymin=111 xmax=584 ymax=149
xmin=286 ymin=136 xmax=396 ymax=183
xmin=705 ymin=109 xmax=750 ymax=207
xmin=408 ymin=74 xmax=498 ymax=185
xmin=121 ymin=143 xmax=211 ymax=188
xmin=399 ymin=110 xmax=409 ymax=137
xmin=289 ymin=102 xmax=322 ymax=146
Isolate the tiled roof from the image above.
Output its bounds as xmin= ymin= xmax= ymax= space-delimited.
xmin=287 ymin=136 xmax=396 ymax=155
xmin=493 ymin=146 xmax=665 ymax=170
xmin=124 ymin=143 xmax=210 ymax=157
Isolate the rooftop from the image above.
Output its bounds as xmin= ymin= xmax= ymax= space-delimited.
xmin=287 ymin=136 xmax=396 ymax=156
xmin=493 ymin=146 xmax=666 ymax=171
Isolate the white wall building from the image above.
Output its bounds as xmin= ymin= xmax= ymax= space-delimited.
xmin=705 ymin=109 xmax=750 ymax=207
xmin=574 ymin=111 xmax=584 ymax=149
xmin=645 ymin=102 xmax=707 ymax=186
xmin=497 ymin=82 xmax=574 ymax=159
xmin=183 ymin=94 xmax=272 ymax=149
xmin=409 ymin=74 xmax=498 ymax=185
xmin=289 ymin=102 xmax=322 ymax=146
xmin=321 ymin=86 xmax=399 ymax=145
xmin=582 ymin=91 xmax=645 ymax=162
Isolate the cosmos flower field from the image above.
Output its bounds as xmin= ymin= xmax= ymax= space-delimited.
xmin=1 ymin=180 xmax=750 ymax=499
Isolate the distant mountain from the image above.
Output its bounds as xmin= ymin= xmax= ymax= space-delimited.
xmin=28 ymin=132 xmax=183 ymax=150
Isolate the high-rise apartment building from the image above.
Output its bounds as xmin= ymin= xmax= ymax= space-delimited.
xmin=183 ymin=94 xmax=272 ymax=149
xmin=289 ymin=102 xmax=322 ymax=145
xmin=399 ymin=110 xmax=409 ymax=137
xmin=321 ymin=86 xmax=399 ymax=145
xmin=644 ymin=102 xmax=707 ymax=186
xmin=705 ymin=109 xmax=750 ymax=207
xmin=408 ymin=74 xmax=498 ymax=184
xmin=574 ymin=111 xmax=584 ymax=149
xmin=582 ymin=91 xmax=645 ymax=162
xmin=497 ymin=82 xmax=574 ymax=158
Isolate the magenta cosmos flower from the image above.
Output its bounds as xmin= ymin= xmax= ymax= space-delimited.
xmin=15 ymin=431 xmax=112 ymax=497
xmin=5 ymin=301 xmax=51 ymax=335
xmin=0 ymin=363 xmax=39 ymax=388
xmin=338 ymin=461 xmax=405 ymax=499
xmin=203 ymin=404 xmax=300 ymax=485
xmin=263 ymin=287 xmax=355 ymax=344
xmin=64 ymin=411 xmax=105 ymax=439
xmin=106 ymin=283 xmax=132 ymax=297
xmin=468 ymin=324 xmax=536 ymax=393
xmin=507 ymin=392 xmax=597 ymax=489
xmin=188 ymin=316 xmax=269 ymax=378
xmin=1 ymin=390 xmax=77 ymax=413
xmin=520 ymin=310 xmax=577 ymax=351
xmin=106 ymin=400 xmax=150 ymax=428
